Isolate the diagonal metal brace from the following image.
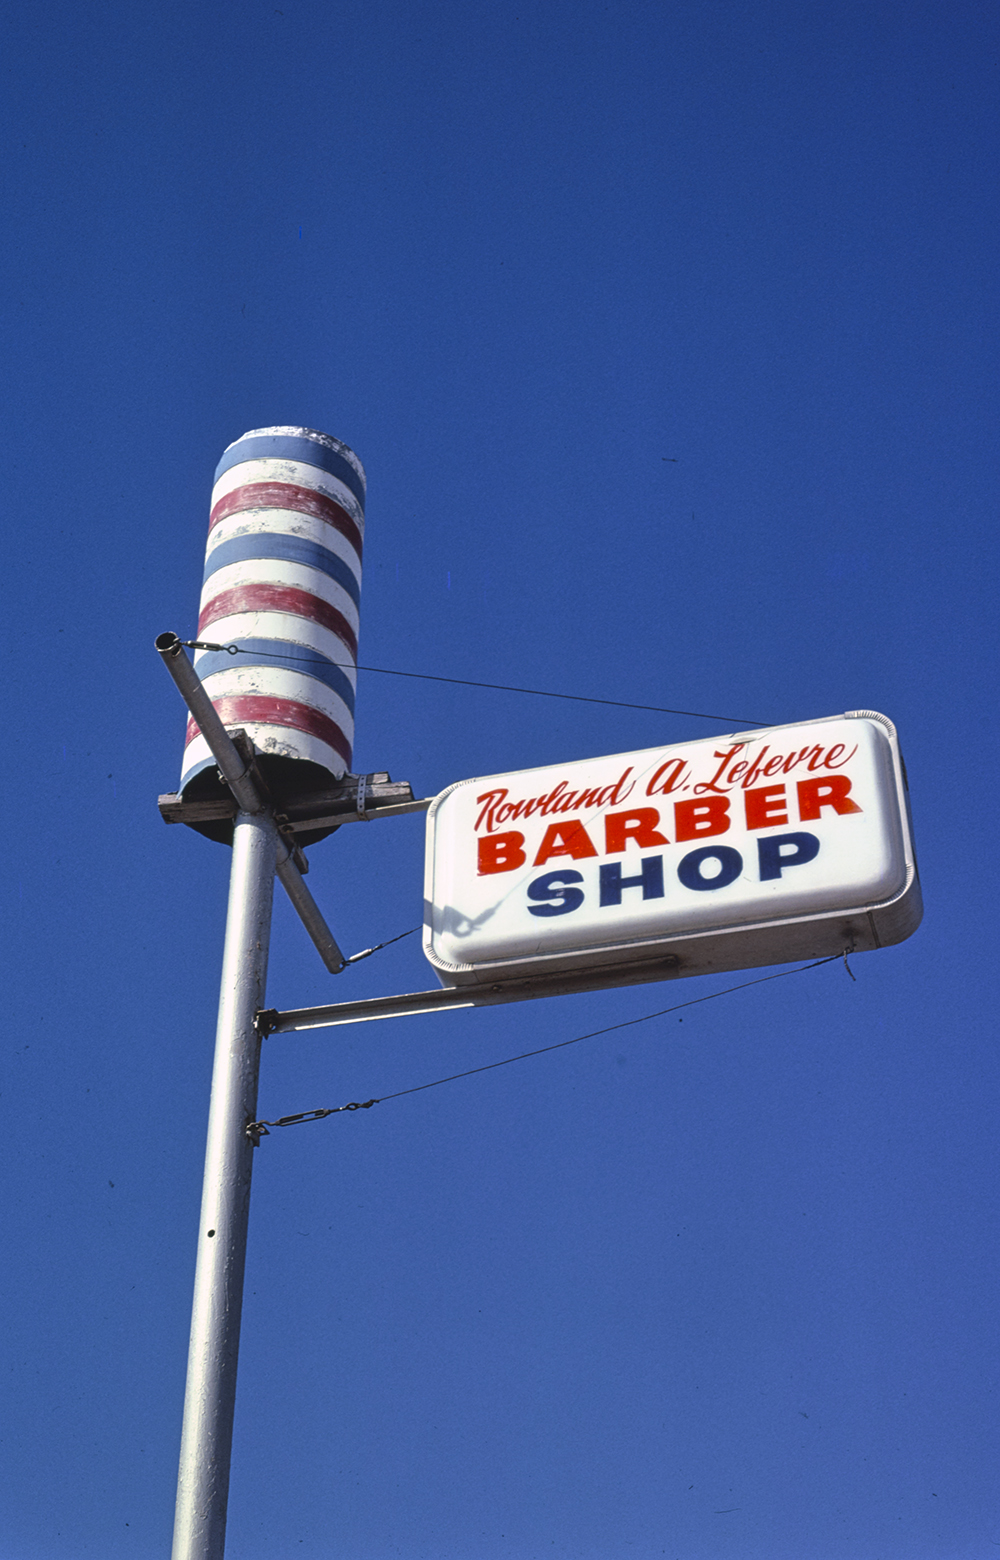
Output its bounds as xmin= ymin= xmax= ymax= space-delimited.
xmin=155 ymin=632 xmax=346 ymax=972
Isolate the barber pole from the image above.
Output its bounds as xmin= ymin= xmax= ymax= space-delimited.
xmin=181 ymin=425 xmax=365 ymax=814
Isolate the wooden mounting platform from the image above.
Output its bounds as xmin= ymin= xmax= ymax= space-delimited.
xmin=158 ymin=773 xmax=432 ymax=832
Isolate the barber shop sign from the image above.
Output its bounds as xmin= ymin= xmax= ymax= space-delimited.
xmin=423 ymin=712 xmax=921 ymax=988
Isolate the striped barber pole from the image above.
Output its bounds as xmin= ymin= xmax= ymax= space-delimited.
xmin=179 ymin=426 xmax=365 ymax=818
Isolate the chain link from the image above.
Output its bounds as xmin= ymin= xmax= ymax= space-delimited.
xmin=247 ymin=1099 xmax=378 ymax=1145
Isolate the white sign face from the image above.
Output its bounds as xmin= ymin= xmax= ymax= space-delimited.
xmin=423 ymin=713 xmax=920 ymax=986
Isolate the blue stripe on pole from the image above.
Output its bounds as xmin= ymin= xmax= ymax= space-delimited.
xmin=214 ymin=436 xmax=366 ymax=509
xmin=203 ymin=534 xmax=362 ymax=608
xmin=194 ymin=640 xmax=357 ymax=715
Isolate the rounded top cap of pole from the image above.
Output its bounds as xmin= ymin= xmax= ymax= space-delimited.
xmin=214 ymin=426 xmax=366 ymax=508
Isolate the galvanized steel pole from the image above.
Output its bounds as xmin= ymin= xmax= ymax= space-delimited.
xmin=171 ymin=809 xmax=276 ymax=1560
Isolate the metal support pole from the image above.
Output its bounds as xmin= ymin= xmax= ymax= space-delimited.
xmin=171 ymin=809 xmax=277 ymax=1560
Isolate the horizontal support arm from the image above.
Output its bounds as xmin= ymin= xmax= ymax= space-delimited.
xmin=258 ymin=954 xmax=683 ymax=1034
xmin=260 ymin=986 xmax=483 ymax=1033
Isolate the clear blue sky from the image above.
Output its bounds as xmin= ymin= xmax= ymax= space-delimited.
xmin=3 ymin=3 xmax=997 ymax=1557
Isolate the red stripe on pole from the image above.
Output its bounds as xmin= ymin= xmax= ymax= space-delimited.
xmin=209 ymin=481 xmax=364 ymax=559
xmin=198 ymin=583 xmax=359 ymax=661
xmin=184 ymin=697 xmax=353 ymax=769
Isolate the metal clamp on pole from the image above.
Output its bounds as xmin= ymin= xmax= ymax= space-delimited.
xmin=156 ymin=633 xmax=346 ymax=973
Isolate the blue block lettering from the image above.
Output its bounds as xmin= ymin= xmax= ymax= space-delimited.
xmin=677 ymin=845 xmax=743 ymax=891
xmin=599 ymin=856 xmax=665 ymax=906
xmin=527 ymin=870 xmax=585 ymax=916
xmin=757 ymin=832 xmax=820 ymax=880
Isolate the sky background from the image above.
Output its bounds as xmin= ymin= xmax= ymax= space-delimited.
xmin=2 ymin=2 xmax=998 ymax=1557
